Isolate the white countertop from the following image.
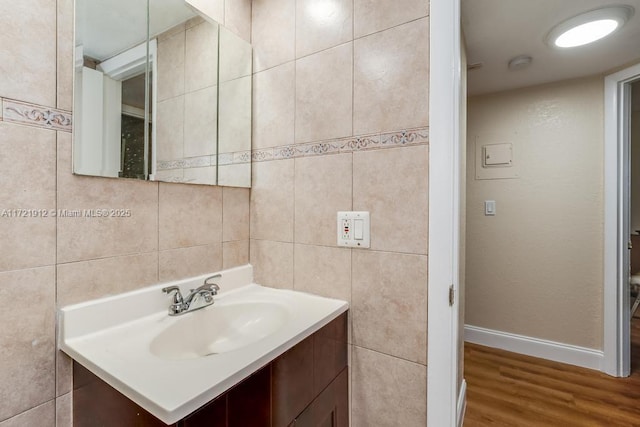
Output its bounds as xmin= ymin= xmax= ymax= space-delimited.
xmin=58 ymin=265 xmax=348 ymax=424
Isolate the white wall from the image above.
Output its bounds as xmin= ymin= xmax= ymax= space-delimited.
xmin=466 ymin=77 xmax=604 ymax=350
xmin=630 ymin=83 xmax=640 ymax=233
xmin=458 ymin=35 xmax=467 ymax=395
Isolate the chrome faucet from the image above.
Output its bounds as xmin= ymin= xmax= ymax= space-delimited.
xmin=162 ymin=274 xmax=221 ymax=316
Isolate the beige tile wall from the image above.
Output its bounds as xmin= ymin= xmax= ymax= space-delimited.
xmin=1 ymin=0 xmax=429 ymax=425
xmin=250 ymin=0 xmax=430 ymax=425
xmin=0 ymin=0 xmax=250 ymax=425
xmin=156 ymin=18 xmax=219 ymax=182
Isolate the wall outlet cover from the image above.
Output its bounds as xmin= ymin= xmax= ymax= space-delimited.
xmin=337 ymin=211 xmax=370 ymax=248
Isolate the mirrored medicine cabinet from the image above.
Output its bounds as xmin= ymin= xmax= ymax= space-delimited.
xmin=73 ymin=0 xmax=252 ymax=187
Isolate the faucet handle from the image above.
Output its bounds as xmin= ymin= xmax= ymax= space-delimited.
xmin=162 ymin=286 xmax=183 ymax=303
xmin=204 ymin=274 xmax=221 ymax=285
xmin=204 ymin=274 xmax=221 ymax=292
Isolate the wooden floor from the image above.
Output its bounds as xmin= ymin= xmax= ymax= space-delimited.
xmin=464 ymin=316 xmax=640 ymax=426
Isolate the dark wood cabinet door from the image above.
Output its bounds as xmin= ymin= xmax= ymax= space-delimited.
xmin=182 ymin=395 xmax=226 ymax=427
xmin=182 ymin=365 xmax=271 ymax=427
xmin=73 ymin=362 xmax=174 ymax=427
xmin=228 ymin=365 xmax=271 ymax=427
xmin=273 ymin=313 xmax=348 ymax=427
xmin=272 ymin=336 xmax=314 ymax=427
xmin=293 ymin=368 xmax=348 ymax=427
xmin=313 ymin=314 xmax=348 ymax=397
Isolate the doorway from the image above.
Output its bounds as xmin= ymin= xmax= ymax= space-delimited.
xmin=463 ymin=0 xmax=640 ymax=380
xmin=630 ymin=82 xmax=640 ymax=372
xmin=604 ymin=64 xmax=640 ymax=377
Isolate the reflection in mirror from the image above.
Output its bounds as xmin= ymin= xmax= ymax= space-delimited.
xmin=74 ymin=0 xmax=151 ymax=179
xmin=73 ymin=0 xmax=252 ymax=187
xmin=152 ymin=7 xmax=218 ymax=185
xmin=120 ymin=74 xmax=150 ymax=179
xmin=152 ymin=9 xmax=252 ymax=187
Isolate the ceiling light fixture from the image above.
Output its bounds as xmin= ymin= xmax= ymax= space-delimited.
xmin=508 ymin=55 xmax=532 ymax=71
xmin=546 ymin=6 xmax=634 ymax=48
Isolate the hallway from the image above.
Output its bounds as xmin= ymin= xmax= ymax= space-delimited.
xmin=464 ymin=317 xmax=640 ymax=425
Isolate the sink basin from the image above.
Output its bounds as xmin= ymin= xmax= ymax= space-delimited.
xmin=58 ymin=265 xmax=348 ymax=424
xmin=150 ymin=302 xmax=289 ymax=360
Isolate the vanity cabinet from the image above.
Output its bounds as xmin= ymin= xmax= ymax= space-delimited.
xmin=290 ymin=369 xmax=348 ymax=427
xmin=73 ymin=312 xmax=348 ymax=427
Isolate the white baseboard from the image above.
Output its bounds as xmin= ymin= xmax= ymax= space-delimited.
xmin=456 ymin=379 xmax=467 ymax=427
xmin=465 ymin=325 xmax=604 ymax=371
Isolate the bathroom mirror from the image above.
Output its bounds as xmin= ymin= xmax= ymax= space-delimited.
xmin=73 ymin=0 xmax=252 ymax=187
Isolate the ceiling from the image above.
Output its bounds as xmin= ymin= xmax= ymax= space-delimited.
xmin=462 ymin=0 xmax=640 ymax=96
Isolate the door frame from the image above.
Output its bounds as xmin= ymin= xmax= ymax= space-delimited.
xmin=603 ymin=62 xmax=640 ymax=377
xmin=428 ymin=0 xmax=463 ymax=425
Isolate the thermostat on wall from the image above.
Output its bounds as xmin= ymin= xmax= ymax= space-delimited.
xmin=337 ymin=211 xmax=370 ymax=248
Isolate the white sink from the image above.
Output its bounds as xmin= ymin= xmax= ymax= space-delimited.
xmin=58 ymin=265 xmax=348 ymax=425
xmin=150 ymin=301 xmax=289 ymax=359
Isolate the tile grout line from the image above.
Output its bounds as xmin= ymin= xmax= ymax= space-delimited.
xmin=157 ymin=183 xmax=161 ymax=283
xmin=221 ymin=188 xmax=225 ymax=268
xmin=351 ymin=0 xmax=355 ymax=142
xmin=254 ymin=14 xmax=429 ymax=75
xmin=349 ymin=138 xmax=354 ymax=419
xmin=350 ymin=132 xmax=354 ymax=424
xmin=292 ymin=0 xmax=298 ymax=148
xmin=249 ymin=239 xmax=428 ymax=258
xmin=352 ymin=344 xmax=428 ymax=368
xmin=292 ymin=158 xmax=296 ymax=290
xmin=54 ymin=1 xmax=63 ymax=418
xmin=350 ymin=19 xmax=356 ymax=404
xmin=0 ymin=398 xmax=58 ymax=425
xmin=292 ymin=0 xmax=298 ymax=291
xmin=350 ymin=6 xmax=355 ymax=379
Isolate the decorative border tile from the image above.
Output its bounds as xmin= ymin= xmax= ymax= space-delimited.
xmin=251 ymin=127 xmax=429 ymax=162
xmin=380 ymin=128 xmax=429 ymax=146
xmin=184 ymin=155 xmax=214 ymax=168
xmin=158 ymin=150 xmax=251 ymax=171
xmin=218 ymin=153 xmax=234 ymax=166
xmin=219 ymin=150 xmax=252 ymax=165
xmin=251 ymin=149 xmax=275 ymax=162
xmin=2 ymin=98 xmax=72 ymax=132
xmin=157 ymin=156 xmax=212 ymax=171
xmin=234 ymin=150 xmax=252 ymax=164
xmin=156 ymin=159 xmax=186 ymax=171
xmin=0 ymin=97 xmax=425 ymax=164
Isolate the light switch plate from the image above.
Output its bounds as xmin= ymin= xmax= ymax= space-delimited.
xmin=485 ymin=200 xmax=496 ymax=216
xmin=337 ymin=211 xmax=370 ymax=248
